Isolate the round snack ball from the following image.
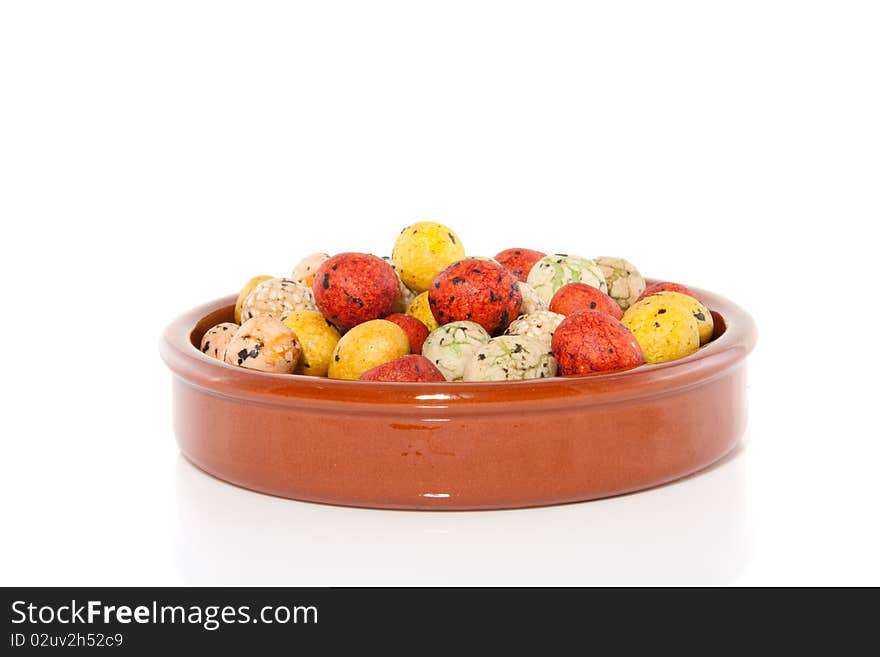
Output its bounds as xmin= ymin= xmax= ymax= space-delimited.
xmin=281 ymin=309 xmax=341 ymax=377
xmin=200 ymin=322 xmax=238 ymax=361
xmin=595 ymin=256 xmax=646 ymax=311
xmin=392 ymin=221 xmax=465 ymax=292
xmin=622 ymin=297 xmax=700 ymax=364
xmin=234 ymin=275 xmax=272 ymax=324
xmin=359 ymin=355 xmax=446 ymax=382
xmin=224 ymin=316 xmax=301 ymax=374
xmin=645 ymin=291 xmax=714 ymax=345
xmin=422 ymin=321 xmax=491 ymax=381
xmin=636 ymin=282 xmax=701 ymax=304
xmin=291 ymin=252 xmax=330 ymax=288
xmin=494 ymin=248 xmax=547 ymax=282
xmin=313 ymin=253 xmax=400 ymax=332
xmin=526 ymin=254 xmax=607 ymax=304
xmin=505 ymin=311 xmax=566 ymax=347
xmin=241 ymin=277 xmax=318 ymax=322
xmin=463 ymin=335 xmax=557 ymax=382
xmin=428 ymin=258 xmax=522 ymax=336
xmin=517 ymin=282 xmax=548 ymax=316
xmin=549 ymin=282 xmax=623 ymax=320
xmin=551 ymin=310 xmax=644 ymax=375
xmin=328 ymin=319 xmax=410 ymax=380
xmin=384 ymin=313 xmax=429 ymax=355
xmin=383 ymin=257 xmax=419 ymax=313
xmin=406 ymin=291 xmax=440 ymax=332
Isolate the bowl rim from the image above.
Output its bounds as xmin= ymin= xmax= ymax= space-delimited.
xmin=160 ymin=281 xmax=756 ymax=413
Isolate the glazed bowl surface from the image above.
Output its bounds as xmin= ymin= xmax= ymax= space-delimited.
xmin=160 ymin=282 xmax=756 ymax=510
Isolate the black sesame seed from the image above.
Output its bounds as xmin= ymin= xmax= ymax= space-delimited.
xmin=322 ymin=273 xmax=331 ymax=289
xmin=448 ymin=232 xmax=456 ymax=244
xmin=658 ymin=308 xmax=666 ymax=314
xmin=695 ymin=312 xmax=706 ymax=321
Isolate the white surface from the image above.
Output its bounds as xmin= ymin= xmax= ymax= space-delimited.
xmin=1 ymin=1 xmax=878 ymax=586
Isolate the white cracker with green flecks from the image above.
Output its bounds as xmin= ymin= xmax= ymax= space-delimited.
xmin=462 ymin=335 xmax=557 ymax=381
xmin=422 ymin=321 xmax=492 ymax=381
xmin=526 ymin=254 xmax=607 ymax=304
xmin=595 ymin=256 xmax=645 ymax=310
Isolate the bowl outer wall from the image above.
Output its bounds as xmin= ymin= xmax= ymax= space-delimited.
xmin=160 ymin=282 xmax=757 ymax=509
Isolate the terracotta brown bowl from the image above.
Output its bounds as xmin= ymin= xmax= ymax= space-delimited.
xmin=160 ymin=283 xmax=756 ymax=510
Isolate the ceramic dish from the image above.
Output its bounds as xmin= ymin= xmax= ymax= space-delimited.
xmin=160 ymin=282 xmax=756 ymax=510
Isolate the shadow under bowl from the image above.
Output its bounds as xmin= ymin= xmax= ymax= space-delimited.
xmin=160 ymin=282 xmax=756 ymax=510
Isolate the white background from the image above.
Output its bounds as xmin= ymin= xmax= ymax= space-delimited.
xmin=1 ymin=1 xmax=878 ymax=585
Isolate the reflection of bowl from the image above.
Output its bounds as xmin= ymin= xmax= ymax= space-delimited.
xmin=174 ymin=446 xmax=749 ymax=585
xmin=160 ymin=283 xmax=756 ymax=510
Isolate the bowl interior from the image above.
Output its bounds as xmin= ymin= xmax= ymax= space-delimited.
xmin=189 ymin=305 xmax=728 ymax=353
xmin=161 ymin=280 xmax=755 ymax=415
xmin=186 ymin=285 xmax=731 ymax=375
